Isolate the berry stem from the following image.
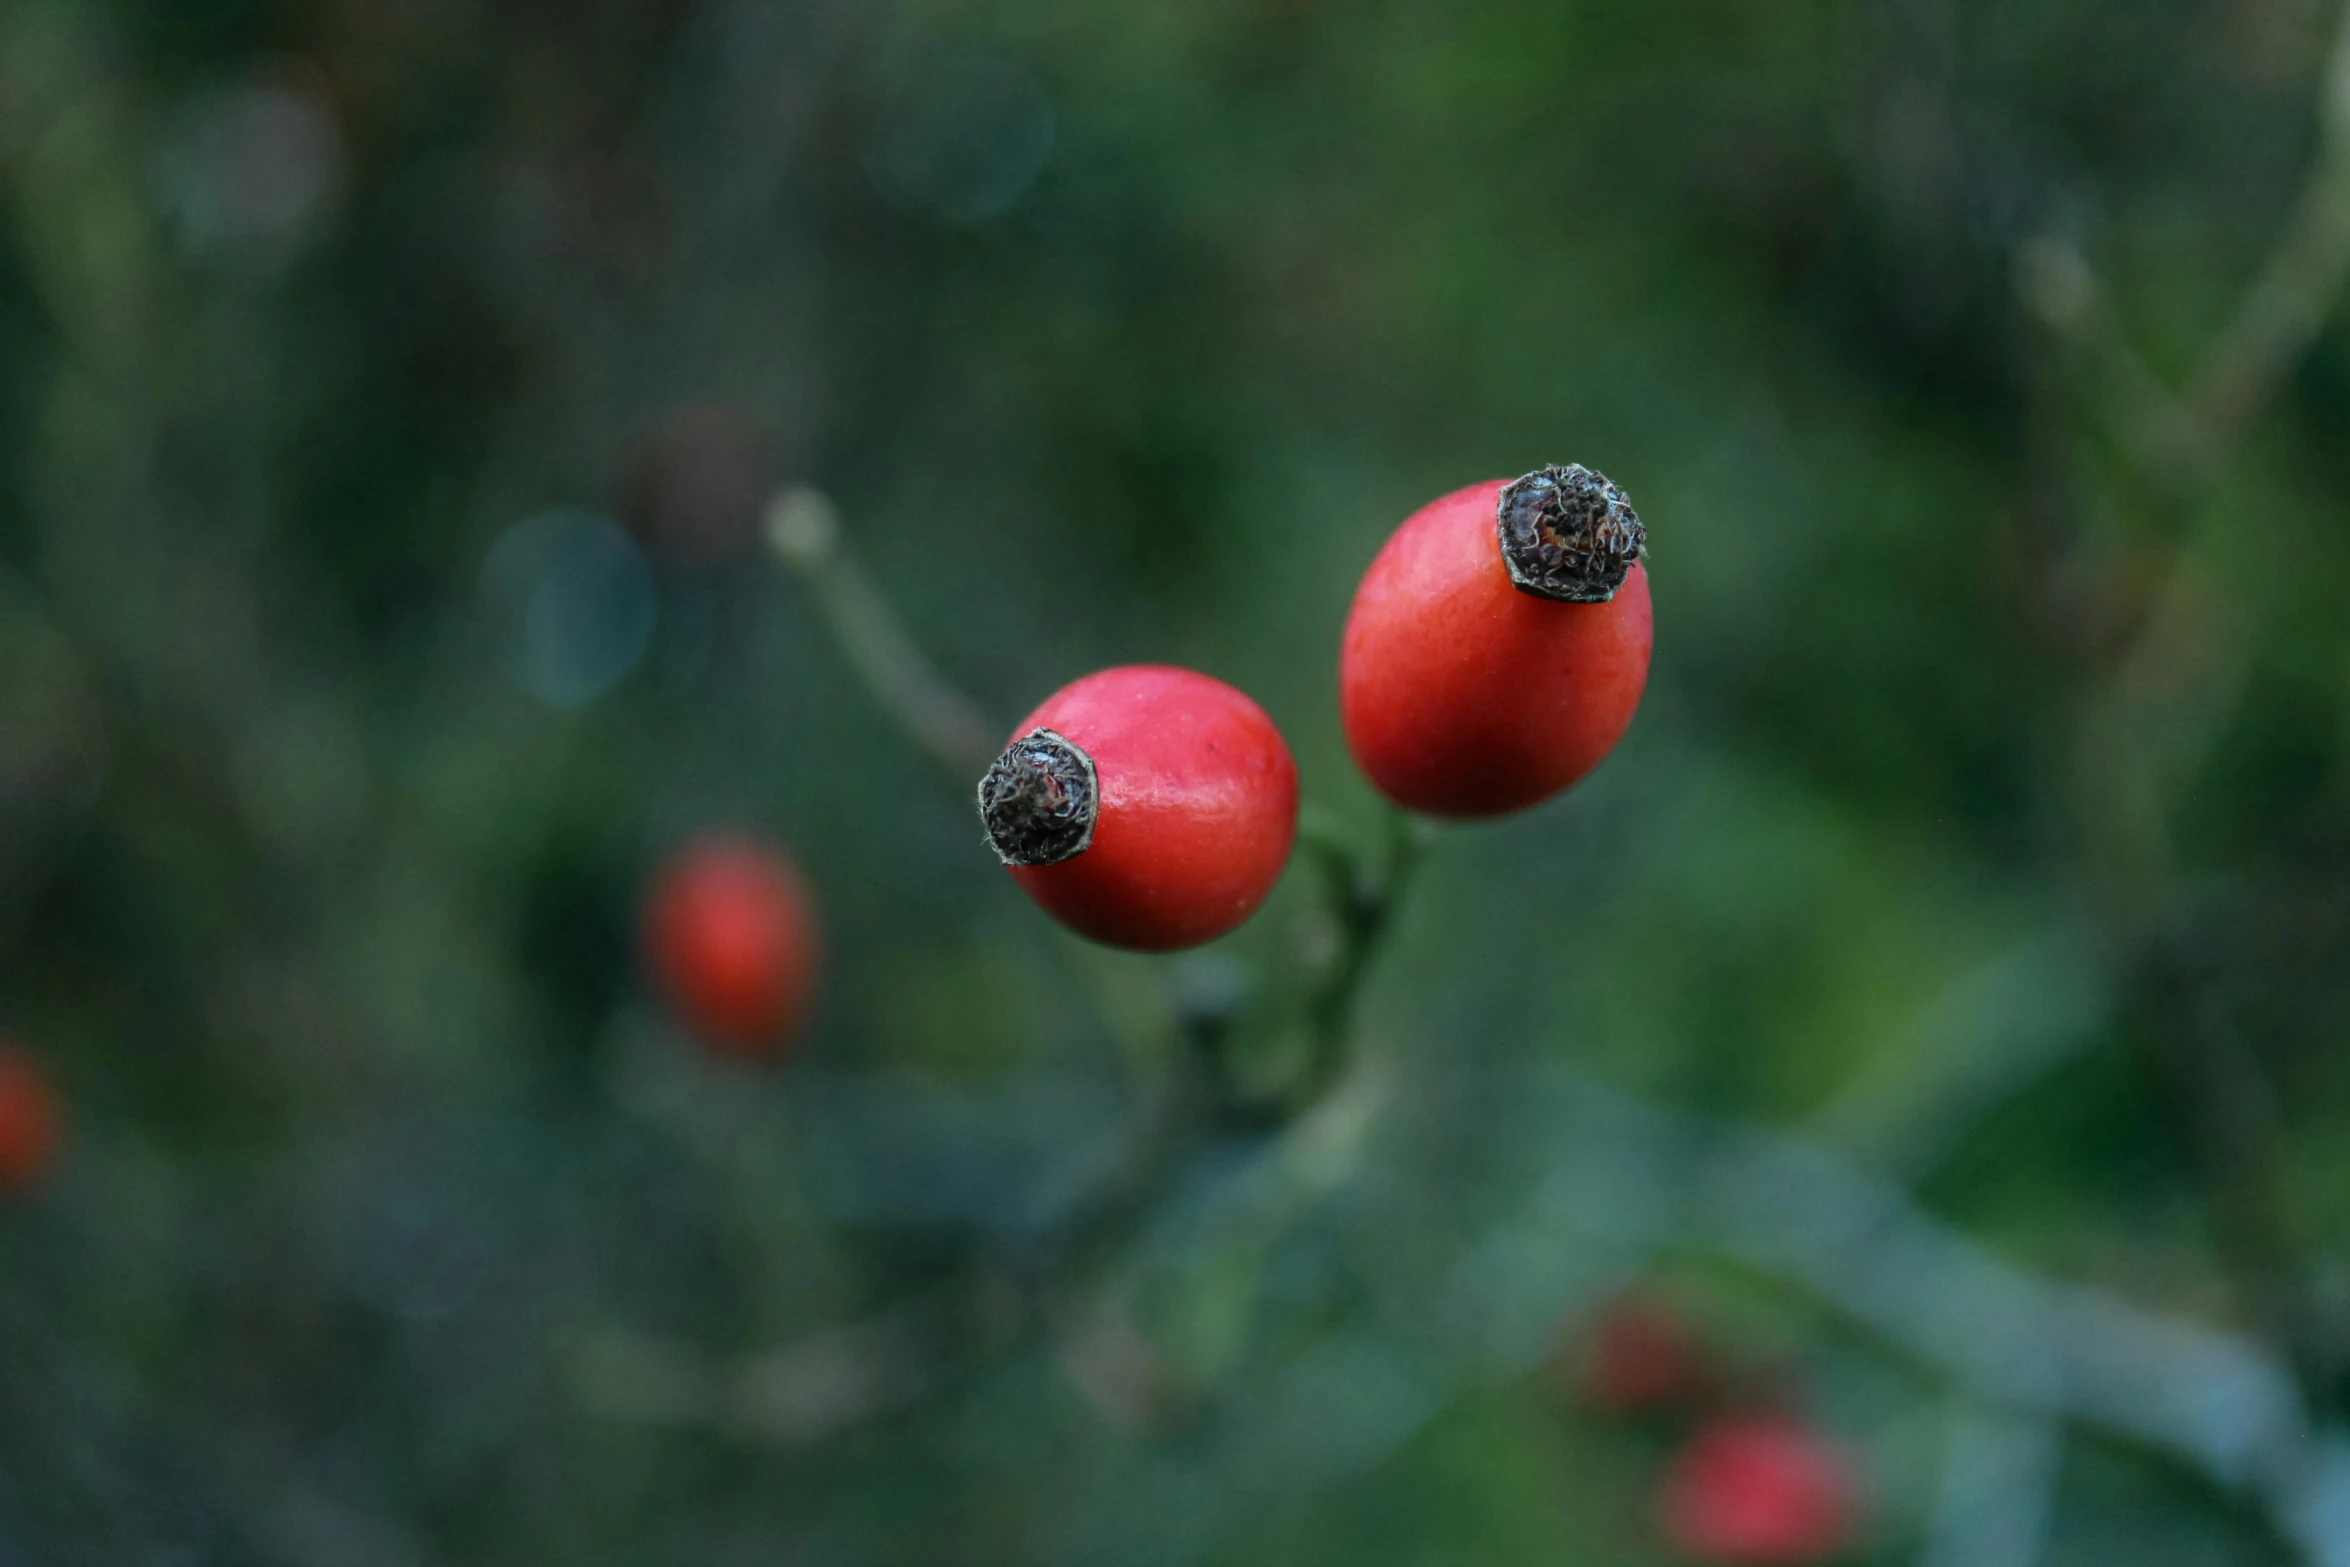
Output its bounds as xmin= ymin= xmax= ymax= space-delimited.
xmin=1169 ymin=959 xmax=1270 ymax=1131
xmin=765 ymin=488 xmax=999 ymax=782
xmin=2015 ymin=0 xmax=2350 ymax=494
xmin=2175 ymin=13 xmax=2350 ymax=487
xmin=1293 ymin=805 xmax=1426 ymax=1110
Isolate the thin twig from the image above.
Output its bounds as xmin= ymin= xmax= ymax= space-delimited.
xmin=2013 ymin=235 xmax=2195 ymax=462
xmin=2020 ymin=5 xmax=2350 ymax=492
xmin=2012 ymin=0 xmax=2350 ymax=1431
xmin=619 ymin=1063 xmax=2340 ymax=1558
xmin=570 ymin=1293 xmax=957 ymax=1442
xmin=1293 ymin=806 xmax=1424 ymax=1111
xmin=2178 ymin=12 xmax=2350 ymax=481
xmin=2123 ymin=923 xmax=2334 ymax=1400
xmin=764 ymin=487 xmax=999 ymax=783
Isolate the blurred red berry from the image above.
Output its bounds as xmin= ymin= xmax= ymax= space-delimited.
xmin=978 ymin=665 xmax=1299 ymax=952
xmin=1658 ymin=1414 xmax=1858 ymax=1565
xmin=1340 ymin=467 xmax=1651 ymax=818
xmin=1577 ymin=1293 xmax=1709 ymax=1415
xmin=0 ymin=1043 xmax=61 ymax=1193
xmin=643 ymin=836 xmax=821 ymax=1059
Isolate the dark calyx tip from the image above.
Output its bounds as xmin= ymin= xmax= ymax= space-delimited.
xmin=978 ymin=728 xmax=1099 ymax=867
xmin=1496 ymin=464 xmax=1645 ymax=603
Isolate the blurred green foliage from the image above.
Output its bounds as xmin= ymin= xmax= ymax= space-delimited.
xmin=5 ymin=0 xmax=2350 ymax=1563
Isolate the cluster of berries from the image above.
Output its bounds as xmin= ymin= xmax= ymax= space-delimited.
xmin=646 ymin=465 xmax=1653 ymax=1056
xmin=0 ymin=470 xmax=1650 ymax=1191
xmin=1574 ymin=1294 xmax=1861 ymax=1565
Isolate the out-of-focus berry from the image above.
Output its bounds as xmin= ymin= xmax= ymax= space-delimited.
xmin=0 ymin=1043 xmax=62 ymax=1193
xmin=643 ymin=836 xmax=821 ymax=1060
xmin=1574 ymin=1293 xmax=1710 ymax=1415
xmin=1657 ymin=1414 xmax=1858 ymax=1564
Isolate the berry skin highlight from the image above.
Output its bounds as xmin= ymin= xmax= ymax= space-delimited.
xmin=980 ymin=666 xmax=1298 ymax=952
xmin=1341 ymin=468 xmax=1652 ymax=818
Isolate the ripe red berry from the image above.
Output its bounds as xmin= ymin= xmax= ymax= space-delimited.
xmin=1657 ymin=1414 xmax=1859 ymax=1565
xmin=1341 ymin=466 xmax=1652 ymax=818
xmin=643 ymin=836 xmax=821 ymax=1059
xmin=1575 ymin=1293 xmax=1710 ymax=1415
xmin=0 ymin=1043 xmax=61 ymax=1194
xmin=978 ymin=666 xmax=1298 ymax=952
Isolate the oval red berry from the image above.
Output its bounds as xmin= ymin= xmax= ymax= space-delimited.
xmin=1658 ymin=1415 xmax=1860 ymax=1565
xmin=644 ymin=837 xmax=821 ymax=1059
xmin=1341 ymin=476 xmax=1652 ymax=818
xmin=983 ymin=666 xmax=1299 ymax=952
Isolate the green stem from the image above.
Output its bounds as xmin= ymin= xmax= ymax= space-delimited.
xmin=1024 ymin=812 xmax=1427 ymax=1279
xmin=1292 ymin=806 xmax=1425 ymax=1112
xmin=765 ymin=488 xmax=998 ymax=782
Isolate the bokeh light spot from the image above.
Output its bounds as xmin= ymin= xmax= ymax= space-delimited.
xmin=869 ymin=47 xmax=1055 ymax=224
xmin=479 ymin=511 xmax=658 ymax=709
xmin=155 ymin=71 xmax=344 ymax=261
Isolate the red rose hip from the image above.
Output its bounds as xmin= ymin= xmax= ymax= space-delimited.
xmin=1341 ymin=465 xmax=1652 ymax=818
xmin=644 ymin=836 xmax=821 ymax=1058
xmin=1575 ymin=1292 xmax=1712 ymax=1416
xmin=1658 ymin=1414 xmax=1859 ymax=1565
xmin=0 ymin=1042 xmax=61 ymax=1193
xmin=979 ymin=666 xmax=1298 ymax=952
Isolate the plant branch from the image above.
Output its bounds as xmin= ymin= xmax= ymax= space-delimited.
xmin=590 ymin=1063 xmax=2350 ymax=1564
xmin=2009 ymin=0 xmax=2350 ymax=1429
xmin=1292 ymin=806 xmax=1424 ymax=1112
xmin=764 ymin=487 xmax=999 ymax=783
xmin=1502 ymin=1075 xmax=2336 ymax=1564
xmin=2019 ymin=3 xmax=2350 ymax=494
xmin=2177 ymin=10 xmax=2350 ymax=482
xmin=2123 ymin=920 xmax=2335 ymax=1400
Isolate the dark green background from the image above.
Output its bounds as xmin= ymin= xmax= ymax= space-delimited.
xmin=4 ymin=0 xmax=2349 ymax=1562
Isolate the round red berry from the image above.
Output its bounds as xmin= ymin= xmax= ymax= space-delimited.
xmin=1341 ymin=467 xmax=1652 ymax=818
xmin=643 ymin=836 xmax=821 ymax=1058
xmin=979 ymin=666 xmax=1298 ymax=952
xmin=1576 ymin=1293 xmax=1710 ymax=1415
xmin=1657 ymin=1414 xmax=1859 ymax=1565
xmin=0 ymin=1043 xmax=61 ymax=1194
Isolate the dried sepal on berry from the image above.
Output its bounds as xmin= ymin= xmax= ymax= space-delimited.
xmin=1497 ymin=463 xmax=1645 ymax=603
xmin=979 ymin=728 xmax=1100 ymax=867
